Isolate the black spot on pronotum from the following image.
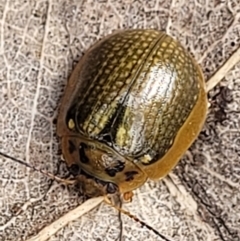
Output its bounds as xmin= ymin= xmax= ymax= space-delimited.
xmin=79 ymin=143 xmax=90 ymax=163
xmin=68 ymin=140 xmax=76 ymax=154
xmin=69 ymin=164 xmax=80 ymax=176
xmin=125 ymin=171 xmax=138 ymax=182
xmin=105 ymin=168 xmax=117 ymax=177
xmin=105 ymin=160 xmax=125 ymax=177
xmin=115 ymin=160 xmax=125 ymax=172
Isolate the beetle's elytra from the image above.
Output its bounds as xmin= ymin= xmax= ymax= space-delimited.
xmin=57 ymin=29 xmax=208 ymax=199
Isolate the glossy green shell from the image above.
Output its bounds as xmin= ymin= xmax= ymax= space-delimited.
xmin=57 ymin=29 xmax=208 ymax=197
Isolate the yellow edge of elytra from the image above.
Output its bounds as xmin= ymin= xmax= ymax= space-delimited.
xmin=138 ymin=67 xmax=208 ymax=180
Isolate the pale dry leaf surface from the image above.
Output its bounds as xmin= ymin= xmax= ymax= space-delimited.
xmin=0 ymin=0 xmax=240 ymax=241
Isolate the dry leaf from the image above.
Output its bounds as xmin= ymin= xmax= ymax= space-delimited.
xmin=0 ymin=1 xmax=240 ymax=241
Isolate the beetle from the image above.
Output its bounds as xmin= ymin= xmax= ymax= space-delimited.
xmin=56 ymin=29 xmax=208 ymax=200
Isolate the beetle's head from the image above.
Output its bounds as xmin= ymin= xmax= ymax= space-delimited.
xmin=61 ymin=135 xmax=147 ymax=198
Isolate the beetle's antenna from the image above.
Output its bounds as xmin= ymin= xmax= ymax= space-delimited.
xmin=104 ymin=197 xmax=173 ymax=241
xmin=0 ymin=151 xmax=76 ymax=185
